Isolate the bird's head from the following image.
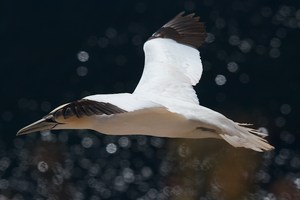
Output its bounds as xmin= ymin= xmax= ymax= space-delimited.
xmin=16 ymin=103 xmax=91 ymax=136
xmin=17 ymin=99 xmax=126 ymax=136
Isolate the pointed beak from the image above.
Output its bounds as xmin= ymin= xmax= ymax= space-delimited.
xmin=17 ymin=118 xmax=59 ymax=136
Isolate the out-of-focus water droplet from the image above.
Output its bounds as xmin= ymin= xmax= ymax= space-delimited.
xmin=228 ymin=35 xmax=240 ymax=46
xmin=141 ymin=166 xmax=153 ymax=178
xmin=280 ymin=131 xmax=295 ymax=144
xmin=150 ymin=137 xmax=164 ymax=148
xmin=79 ymin=158 xmax=91 ymax=169
xmin=280 ymin=104 xmax=291 ymax=115
xmin=13 ymin=138 xmax=24 ymax=149
xmin=276 ymin=28 xmax=287 ymax=38
xmin=114 ymin=176 xmax=125 ymax=191
xmin=76 ymin=66 xmax=88 ymax=77
xmin=261 ymin=7 xmax=273 ymax=18
xmin=118 ymin=137 xmax=131 ymax=148
xmin=205 ymin=33 xmax=215 ymax=43
xmin=227 ymin=62 xmax=239 ymax=72
xmin=257 ymin=127 xmax=269 ymax=135
xmin=77 ymin=51 xmax=89 ymax=62
xmin=270 ymin=37 xmax=281 ymax=48
xmin=257 ymin=170 xmax=271 ymax=183
xmin=58 ymin=133 xmax=69 ymax=143
xmin=106 ymin=27 xmax=117 ymax=39
xmin=160 ymin=166 xmax=171 ymax=178
xmin=215 ymin=74 xmax=227 ymax=86
xmin=291 ymin=156 xmax=300 ymax=169
xmin=239 ymin=73 xmax=250 ymax=84
xmin=40 ymin=131 xmax=54 ymax=142
xmin=88 ymin=36 xmax=98 ymax=46
xmin=215 ymin=18 xmax=226 ymax=29
xmin=89 ymin=165 xmax=99 ymax=177
xmin=98 ymin=37 xmax=109 ymax=48
xmin=90 ymin=195 xmax=101 ymax=200
xmin=275 ymin=117 xmax=286 ymax=127
xmin=81 ymin=137 xmax=93 ymax=148
xmin=106 ymin=143 xmax=117 ymax=154
xmin=40 ymin=130 xmax=51 ymax=137
xmin=0 ymin=179 xmax=9 ymax=189
xmin=74 ymin=192 xmax=85 ymax=200
xmin=296 ymin=9 xmax=300 ymax=20
xmin=279 ymin=6 xmax=292 ymax=17
xmin=37 ymin=161 xmax=48 ymax=173
xmin=178 ymin=143 xmax=190 ymax=158
xmin=239 ymin=40 xmax=253 ymax=53
xmin=100 ymin=188 xmax=111 ymax=199
xmin=203 ymin=61 xmax=212 ymax=71
xmin=137 ymin=136 xmax=147 ymax=145
xmin=0 ymin=157 xmax=10 ymax=171
xmin=123 ymin=168 xmax=135 ymax=183
xmin=52 ymin=174 xmax=64 ymax=185
xmin=263 ymin=193 xmax=276 ymax=200
xmin=147 ymin=188 xmax=158 ymax=199
xmin=294 ymin=178 xmax=300 ymax=189
xmin=279 ymin=149 xmax=290 ymax=160
xmin=269 ymin=48 xmax=280 ymax=58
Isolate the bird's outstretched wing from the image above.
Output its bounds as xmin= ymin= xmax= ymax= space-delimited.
xmin=50 ymin=99 xmax=127 ymax=119
xmin=133 ymin=12 xmax=206 ymax=105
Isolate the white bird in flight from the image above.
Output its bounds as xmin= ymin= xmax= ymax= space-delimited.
xmin=18 ymin=12 xmax=274 ymax=152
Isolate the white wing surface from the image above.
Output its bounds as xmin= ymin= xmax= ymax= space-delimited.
xmin=133 ymin=12 xmax=206 ymax=105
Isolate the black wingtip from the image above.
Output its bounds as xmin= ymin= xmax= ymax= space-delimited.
xmin=149 ymin=12 xmax=207 ymax=49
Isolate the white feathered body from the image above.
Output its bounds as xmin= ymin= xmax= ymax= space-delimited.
xmin=84 ymin=93 xmax=271 ymax=152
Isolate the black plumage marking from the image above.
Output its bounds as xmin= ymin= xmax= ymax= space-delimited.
xmin=52 ymin=99 xmax=127 ymax=119
xmin=149 ymin=12 xmax=207 ymax=49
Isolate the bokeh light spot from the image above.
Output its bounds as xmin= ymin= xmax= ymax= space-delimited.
xmin=76 ymin=66 xmax=88 ymax=77
xmin=205 ymin=33 xmax=215 ymax=43
xmin=269 ymin=48 xmax=280 ymax=58
xmin=77 ymin=51 xmax=89 ymax=62
xmin=106 ymin=27 xmax=117 ymax=39
xmin=37 ymin=161 xmax=49 ymax=173
xmin=118 ymin=137 xmax=131 ymax=148
xmin=81 ymin=137 xmax=94 ymax=148
xmin=239 ymin=73 xmax=250 ymax=84
xmin=215 ymin=74 xmax=227 ymax=86
xmin=227 ymin=62 xmax=239 ymax=73
xmin=106 ymin=143 xmax=117 ymax=154
xmin=280 ymin=104 xmax=291 ymax=115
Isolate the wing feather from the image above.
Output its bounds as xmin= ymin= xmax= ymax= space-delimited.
xmin=50 ymin=99 xmax=127 ymax=119
xmin=134 ymin=12 xmax=206 ymax=104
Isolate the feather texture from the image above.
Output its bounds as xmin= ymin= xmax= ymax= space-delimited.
xmin=149 ymin=12 xmax=206 ymax=48
xmin=50 ymin=99 xmax=126 ymax=119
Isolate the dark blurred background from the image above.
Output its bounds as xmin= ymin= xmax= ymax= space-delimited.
xmin=0 ymin=0 xmax=300 ymax=199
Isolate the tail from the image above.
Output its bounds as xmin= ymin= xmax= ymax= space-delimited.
xmin=219 ymin=123 xmax=274 ymax=152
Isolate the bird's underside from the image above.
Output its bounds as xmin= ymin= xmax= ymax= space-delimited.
xmin=17 ymin=12 xmax=274 ymax=152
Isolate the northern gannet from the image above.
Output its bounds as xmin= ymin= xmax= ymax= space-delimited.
xmin=17 ymin=12 xmax=274 ymax=152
